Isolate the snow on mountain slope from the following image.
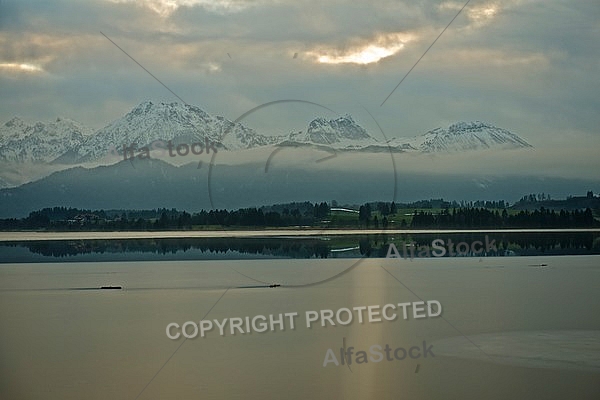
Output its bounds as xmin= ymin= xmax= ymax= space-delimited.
xmin=0 ymin=117 xmax=92 ymax=163
xmin=391 ymin=121 xmax=532 ymax=152
xmin=285 ymin=118 xmax=531 ymax=153
xmin=286 ymin=115 xmax=378 ymax=149
xmin=73 ymin=101 xmax=280 ymax=162
xmin=0 ymin=102 xmax=533 ymax=169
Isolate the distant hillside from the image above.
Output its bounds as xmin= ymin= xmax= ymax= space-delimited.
xmin=0 ymin=156 xmax=598 ymax=219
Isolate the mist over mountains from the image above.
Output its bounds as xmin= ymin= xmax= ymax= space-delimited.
xmin=0 ymin=155 xmax=597 ymax=218
xmin=1 ymin=101 xmax=595 ymax=218
xmin=1 ymin=101 xmax=532 ymax=167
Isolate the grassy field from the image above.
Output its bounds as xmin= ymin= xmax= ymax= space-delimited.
xmin=325 ymin=207 xmax=534 ymax=229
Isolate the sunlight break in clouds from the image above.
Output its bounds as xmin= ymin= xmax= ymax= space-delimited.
xmin=309 ymin=33 xmax=416 ymax=65
xmin=316 ymin=43 xmax=404 ymax=65
xmin=0 ymin=63 xmax=44 ymax=74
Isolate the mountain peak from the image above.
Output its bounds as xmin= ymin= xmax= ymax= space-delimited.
xmin=0 ymin=115 xmax=92 ymax=163
xmin=128 ymin=100 xmax=210 ymax=120
xmin=300 ymin=114 xmax=373 ymax=146
xmin=419 ymin=121 xmax=532 ymax=152
xmin=447 ymin=120 xmax=490 ymax=133
xmin=71 ymin=100 xmax=280 ymax=162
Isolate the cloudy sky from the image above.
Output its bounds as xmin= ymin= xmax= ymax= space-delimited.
xmin=0 ymin=0 xmax=598 ymax=155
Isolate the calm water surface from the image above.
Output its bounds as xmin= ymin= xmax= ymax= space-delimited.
xmin=1 ymin=254 xmax=599 ymax=399
xmin=1 ymin=231 xmax=598 ymax=262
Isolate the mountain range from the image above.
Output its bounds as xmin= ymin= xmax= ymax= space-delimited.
xmin=0 ymin=101 xmax=549 ymax=217
xmin=0 ymin=101 xmax=532 ymax=167
xmin=0 ymin=117 xmax=93 ymax=163
xmin=0 ymin=156 xmax=594 ymax=218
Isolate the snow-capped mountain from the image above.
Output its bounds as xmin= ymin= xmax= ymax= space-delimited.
xmin=285 ymin=118 xmax=531 ymax=153
xmin=389 ymin=121 xmax=532 ymax=152
xmin=0 ymin=103 xmax=536 ymax=191
xmin=0 ymin=117 xmax=92 ymax=163
xmin=72 ymin=101 xmax=279 ymax=162
xmin=286 ymin=115 xmax=376 ymax=149
xmin=0 ymin=101 xmax=533 ymax=168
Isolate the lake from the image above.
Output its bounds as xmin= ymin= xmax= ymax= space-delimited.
xmin=0 ymin=242 xmax=599 ymax=399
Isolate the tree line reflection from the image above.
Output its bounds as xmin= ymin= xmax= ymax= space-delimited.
xmin=1 ymin=232 xmax=598 ymax=261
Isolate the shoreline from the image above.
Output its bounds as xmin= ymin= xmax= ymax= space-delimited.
xmin=0 ymin=228 xmax=599 ymax=242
